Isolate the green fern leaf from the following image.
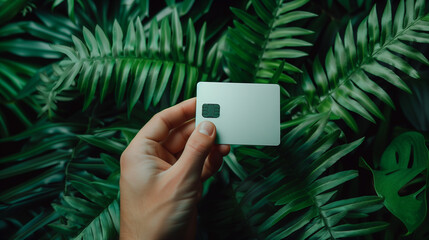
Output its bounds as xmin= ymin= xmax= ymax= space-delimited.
xmin=0 ymin=59 xmax=37 ymax=136
xmin=229 ymin=116 xmax=387 ymax=239
xmin=226 ymin=0 xmax=315 ymax=84
xmin=51 ymin=174 xmax=120 ymax=240
xmin=300 ymin=0 xmax=429 ymax=131
xmin=50 ymin=9 xmax=218 ymax=116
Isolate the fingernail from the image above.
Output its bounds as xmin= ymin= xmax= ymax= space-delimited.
xmin=199 ymin=121 xmax=214 ymax=136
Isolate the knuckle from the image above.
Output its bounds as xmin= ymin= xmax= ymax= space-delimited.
xmin=153 ymin=112 xmax=172 ymax=129
xmin=151 ymin=112 xmax=162 ymax=124
xmin=187 ymin=137 xmax=209 ymax=155
xmin=153 ymin=112 xmax=161 ymax=119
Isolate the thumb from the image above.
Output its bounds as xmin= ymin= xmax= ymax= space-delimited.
xmin=172 ymin=121 xmax=216 ymax=177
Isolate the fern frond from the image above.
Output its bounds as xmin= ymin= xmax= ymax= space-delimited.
xmin=226 ymin=0 xmax=316 ymax=86
xmin=35 ymin=68 xmax=75 ymax=118
xmin=0 ymin=120 xmax=85 ymax=212
xmin=50 ymin=173 xmax=120 ymax=240
xmin=10 ymin=211 xmax=59 ymax=239
xmin=299 ymin=0 xmax=429 ymax=131
xmin=48 ymin=130 xmax=121 ymax=239
xmin=227 ymin=115 xmax=387 ymax=239
xmin=0 ymin=59 xmax=37 ymax=136
xmin=0 ymin=103 xmax=130 ymax=238
xmin=51 ymin=8 xmax=217 ymax=115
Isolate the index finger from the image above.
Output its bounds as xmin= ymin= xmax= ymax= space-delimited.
xmin=137 ymin=97 xmax=196 ymax=142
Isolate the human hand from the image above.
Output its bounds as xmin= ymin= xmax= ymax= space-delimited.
xmin=120 ymin=97 xmax=230 ymax=240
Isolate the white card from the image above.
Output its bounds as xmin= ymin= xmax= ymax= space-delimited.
xmin=196 ymin=82 xmax=280 ymax=146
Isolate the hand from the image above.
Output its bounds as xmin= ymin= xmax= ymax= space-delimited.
xmin=120 ymin=97 xmax=230 ymax=240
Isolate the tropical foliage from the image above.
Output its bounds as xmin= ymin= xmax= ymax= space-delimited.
xmin=0 ymin=0 xmax=428 ymax=239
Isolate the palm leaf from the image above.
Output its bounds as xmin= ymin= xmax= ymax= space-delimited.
xmin=226 ymin=0 xmax=316 ymax=87
xmin=50 ymin=131 xmax=121 ymax=239
xmin=221 ymin=115 xmax=387 ymax=239
xmin=9 ymin=211 xmax=60 ymax=240
xmin=0 ymin=96 xmax=139 ymax=238
xmin=0 ymin=58 xmax=39 ymax=137
xmin=0 ymin=122 xmax=124 ymax=238
xmin=50 ymin=172 xmax=120 ymax=240
xmin=49 ymin=8 xmax=219 ymax=117
xmin=296 ymin=0 xmax=429 ymax=131
xmin=0 ymin=122 xmax=82 ymax=212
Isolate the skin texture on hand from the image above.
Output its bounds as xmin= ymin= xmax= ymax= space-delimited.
xmin=120 ymin=97 xmax=230 ymax=240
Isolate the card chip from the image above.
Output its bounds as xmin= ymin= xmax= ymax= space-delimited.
xmin=202 ymin=104 xmax=220 ymax=118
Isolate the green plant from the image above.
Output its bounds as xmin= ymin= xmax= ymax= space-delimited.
xmin=366 ymin=131 xmax=428 ymax=235
xmin=1 ymin=0 xmax=428 ymax=239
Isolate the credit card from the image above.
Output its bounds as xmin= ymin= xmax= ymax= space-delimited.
xmin=196 ymin=82 xmax=280 ymax=146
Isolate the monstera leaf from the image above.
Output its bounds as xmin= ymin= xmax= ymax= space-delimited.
xmin=370 ymin=132 xmax=429 ymax=234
